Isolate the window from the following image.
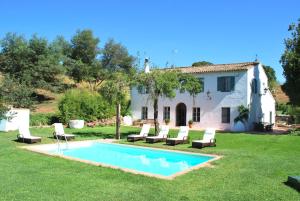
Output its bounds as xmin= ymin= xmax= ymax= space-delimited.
xmin=217 ymin=76 xmax=235 ymax=92
xmin=141 ymin=107 xmax=148 ymax=120
xmin=198 ymin=78 xmax=204 ymax=92
xmin=221 ymin=107 xmax=230 ymax=123
xmin=179 ymin=80 xmax=185 ymax=93
xmin=139 ymin=86 xmax=149 ymax=94
xmin=163 ymin=107 xmax=170 ymax=120
xmin=193 ymin=107 xmax=200 ymax=122
xmin=251 ymin=78 xmax=257 ymax=94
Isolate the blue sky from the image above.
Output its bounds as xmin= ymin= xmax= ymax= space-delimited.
xmin=1 ymin=0 xmax=299 ymax=82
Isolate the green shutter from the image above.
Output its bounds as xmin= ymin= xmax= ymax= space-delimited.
xmin=227 ymin=108 xmax=230 ymax=123
xmin=230 ymin=77 xmax=235 ymax=91
xmin=217 ymin=77 xmax=222 ymax=91
xmin=200 ymin=78 xmax=204 ymax=92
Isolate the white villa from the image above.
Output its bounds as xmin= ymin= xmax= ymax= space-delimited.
xmin=130 ymin=60 xmax=276 ymax=131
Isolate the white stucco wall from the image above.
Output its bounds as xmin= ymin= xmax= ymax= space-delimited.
xmin=131 ymin=70 xmax=249 ymax=131
xmin=247 ymin=63 xmax=276 ymax=129
xmin=0 ymin=109 xmax=30 ymax=132
xmin=131 ymin=62 xmax=276 ymax=131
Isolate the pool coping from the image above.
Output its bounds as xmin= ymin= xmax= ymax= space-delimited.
xmin=20 ymin=139 xmax=222 ymax=180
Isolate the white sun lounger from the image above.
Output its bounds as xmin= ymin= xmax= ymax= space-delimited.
xmin=166 ymin=126 xmax=189 ymax=145
xmin=146 ymin=125 xmax=169 ymax=143
xmin=17 ymin=126 xmax=41 ymax=144
xmin=53 ymin=123 xmax=75 ymax=140
xmin=192 ymin=128 xmax=216 ymax=148
xmin=127 ymin=124 xmax=151 ymax=142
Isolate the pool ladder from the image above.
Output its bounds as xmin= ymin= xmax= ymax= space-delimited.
xmin=55 ymin=134 xmax=69 ymax=154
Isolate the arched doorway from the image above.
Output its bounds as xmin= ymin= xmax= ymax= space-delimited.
xmin=176 ymin=103 xmax=187 ymax=126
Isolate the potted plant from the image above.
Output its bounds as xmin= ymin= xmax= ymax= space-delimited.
xmin=233 ymin=105 xmax=249 ymax=131
xmin=164 ymin=118 xmax=170 ymax=125
xmin=188 ymin=119 xmax=193 ymax=128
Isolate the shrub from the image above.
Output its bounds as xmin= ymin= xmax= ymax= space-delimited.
xmin=253 ymin=122 xmax=265 ymax=131
xmin=30 ymin=113 xmax=60 ymax=126
xmin=58 ymin=89 xmax=114 ymax=123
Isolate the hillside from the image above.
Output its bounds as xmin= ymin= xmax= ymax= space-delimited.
xmin=33 ymin=89 xmax=62 ymax=114
xmin=273 ymin=85 xmax=290 ymax=104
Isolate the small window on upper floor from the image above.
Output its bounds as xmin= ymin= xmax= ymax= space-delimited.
xmin=179 ymin=80 xmax=185 ymax=93
xmin=138 ymin=86 xmax=149 ymax=94
xmin=198 ymin=78 xmax=204 ymax=92
xmin=217 ymin=76 xmax=235 ymax=92
xmin=251 ymin=78 xmax=257 ymax=94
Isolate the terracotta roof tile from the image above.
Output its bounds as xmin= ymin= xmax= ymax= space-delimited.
xmin=164 ymin=62 xmax=259 ymax=74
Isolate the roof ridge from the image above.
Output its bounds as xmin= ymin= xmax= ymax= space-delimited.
xmin=161 ymin=61 xmax=259 ymax=74
xmin=164 ymin=61 xmax=259 ymax=70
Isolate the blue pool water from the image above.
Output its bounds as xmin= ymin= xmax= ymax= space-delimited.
xmin=54 ymin=143 xmax=214 ymax=177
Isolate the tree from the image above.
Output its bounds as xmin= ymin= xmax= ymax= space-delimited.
xmin=99 ymin=40 xmax=136 ymax=139
xmin=67 ymin=30 xmax=107 ymax=90
xmin=135 ymin=70 xmax=202 ymax=134
xmin=0 ymin=104 xmax=7 ymax=119
xmin=70 ymin=29 xmax=100 ymax=65
xmin=280 ymin=19 xmax=300 ymax=105
xmin=0 ymin=76 xmax=35 ymax=108
xmin=27 ymin=35 xmax=64 ymax=90
xmin=192 ymin=61 xmax=213 ymax=67
xmin=102 ymin=39 xmax=136 ymax=74
xmin=99 ymin=72 xmax=130 ymax=139
xmin=0 ymin=92 xmax=8 ymax=119
xmin=0 ymin=33 xmax=64 ymax=91
xmin=262 ymin=65 xmax=277 ymax=91
xmin=0 ymin=33 xmax=30 ymax=77
xmin=49 ymin=36 xmax=71 ymax=64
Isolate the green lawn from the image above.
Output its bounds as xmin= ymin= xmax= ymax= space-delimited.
xmin=0 ymin=126 xmax=299 ymax=201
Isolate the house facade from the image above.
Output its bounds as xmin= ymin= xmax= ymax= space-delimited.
xmin=130 ymin=61 xmax=275 ymax=131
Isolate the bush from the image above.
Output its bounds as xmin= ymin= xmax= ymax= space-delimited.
xmin=58 ymin=89 xmax=114 ymax=123
xmin=253 ymin=122 xmax=265 ymax=131
xmin=30 ymin=113 xmax=60 ymax=126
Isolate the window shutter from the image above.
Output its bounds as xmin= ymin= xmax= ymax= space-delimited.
xmin=217 ymin=77 xmax=222 ymax=91
xmin=227 ymin=108 xmax=230 ymax=123
xmin=230 ymin=77 xmax=235 ymax=91
xmin=198 ymin=78 xmax=204 ymax=92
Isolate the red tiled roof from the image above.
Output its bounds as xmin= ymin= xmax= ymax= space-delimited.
xmin=164 ymin=62 xmax=259 ymax=74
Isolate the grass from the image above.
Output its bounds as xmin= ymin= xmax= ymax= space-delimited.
xmin=0 ymin=126 xmax=299 ymax=201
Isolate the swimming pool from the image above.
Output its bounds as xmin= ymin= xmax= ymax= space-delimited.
xmin=24 ymin=141 xmax=220 ymax=179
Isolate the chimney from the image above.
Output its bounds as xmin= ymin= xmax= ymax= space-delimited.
xmin=144 ymin=58 xmax=150 ymax=73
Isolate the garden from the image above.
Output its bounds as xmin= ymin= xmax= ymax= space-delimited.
xmin=0 ymin=126 xmax=299 ymax=201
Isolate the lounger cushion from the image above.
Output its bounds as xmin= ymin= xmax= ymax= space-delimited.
xmin=54 ymin=123 xmax=65 ymax=135
xmin=193 ymin=140 xmax=208 ymax=143
xmin=146 ymin=136 xmax=163 ymax=139
xmin=139 ymin=124 xmax=151 ymax=137
xmin=56 ymin=133 xmax=75 ymax=137
xmin=128 ymin=134 xmax=142 ymax=138
xmin=177 ymin=126 xmax=189 ymax=139
xmin=18 ymin=127 xmax=41 ymax=139
xmin=54 ymin=123 xmax=75 ymax=138
xmin=167 ymin=138 xmax=182 ymax=141
xmin=128 ymin=124 xmax=151 ymax=138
